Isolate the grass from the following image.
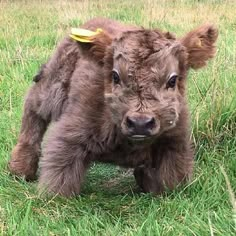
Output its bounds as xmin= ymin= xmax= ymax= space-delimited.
xmin=0 ymin=0 xmax=235 ymax=235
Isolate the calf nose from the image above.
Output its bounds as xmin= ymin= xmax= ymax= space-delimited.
xmin=126 ymin=115 xmax=156 ymax=135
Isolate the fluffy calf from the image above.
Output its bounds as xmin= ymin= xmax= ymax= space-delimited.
xmin=9 ymin=18 xmax=218 ymax=197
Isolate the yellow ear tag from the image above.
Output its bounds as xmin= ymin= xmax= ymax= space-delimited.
xmin=70 ymin=28 xmax=103 ymax=43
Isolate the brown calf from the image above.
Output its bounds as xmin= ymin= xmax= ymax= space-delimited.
xmin=9 ymin=18 xmax=218 ymax=197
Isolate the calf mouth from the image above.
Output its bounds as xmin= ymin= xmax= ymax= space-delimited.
xmin=128 ymin=134 xmax=154 ymax=142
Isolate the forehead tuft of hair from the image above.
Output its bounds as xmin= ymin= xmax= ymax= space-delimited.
xmin=114 ymin=29 xmax=171 ymax=56
xmin=112 ymin=29 xmax=184 ymax=71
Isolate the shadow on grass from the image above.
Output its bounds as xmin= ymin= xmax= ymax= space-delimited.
xmin=1 ymin=162 xmax=193 ymax=222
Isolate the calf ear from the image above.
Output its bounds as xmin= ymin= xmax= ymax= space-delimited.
xmin=89 ymin=31 xmax=113 ymax=62
xmin=181 ymin=24 xmax=218 ymax=69
xmin=71 ymin=29 xmax=112 ymax=63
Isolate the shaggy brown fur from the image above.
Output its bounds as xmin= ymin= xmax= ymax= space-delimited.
xmin=9 ymin=18 xmax=218 ymax=197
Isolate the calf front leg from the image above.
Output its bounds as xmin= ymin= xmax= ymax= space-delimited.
xmin=38 ymin=117 xmax=90 ymax=197
xmin=134 ymin=139 xmax=194 ymax=194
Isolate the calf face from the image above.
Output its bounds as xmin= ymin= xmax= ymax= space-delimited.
xmin=89 ymin=25 xmax=218 ymax=142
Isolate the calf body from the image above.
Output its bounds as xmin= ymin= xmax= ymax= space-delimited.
xmin=9 ymin=18 xmax=218 ymax=196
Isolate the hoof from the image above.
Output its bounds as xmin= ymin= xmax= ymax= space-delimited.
xmin=9 ymin=144 xmax=39 ymax=181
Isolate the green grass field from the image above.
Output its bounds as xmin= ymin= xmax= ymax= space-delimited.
xmin=0 ymin=0 xmax=235 ymax=235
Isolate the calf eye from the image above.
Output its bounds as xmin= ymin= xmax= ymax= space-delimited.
xmin=167 ymin=73 xmax=178 ymax=89
xmin=112 ymin=69 xmax=120 ymax=84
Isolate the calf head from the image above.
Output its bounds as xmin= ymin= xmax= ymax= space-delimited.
xmin=87 ymin=24 xmax=218 ymax=141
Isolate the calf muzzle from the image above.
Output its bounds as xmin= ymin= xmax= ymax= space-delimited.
xmin=122 ymin=112 xmax=158 ymax=140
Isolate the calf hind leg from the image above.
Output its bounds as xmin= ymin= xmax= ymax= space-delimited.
xmin=9 ymin=38 xmax=79 ymax=180
xmin=9 ymin=88 xmax=48 ymax=180
xmin=9 ymin=79 xmax=69 ymax=180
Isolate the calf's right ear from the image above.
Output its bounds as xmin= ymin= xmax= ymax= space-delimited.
xmin=89 ymin=31 xmax=113 ymax=62
xmin=180 ymin=24 xmax=218 ymax=69
xmin=70 ymin=29 xmax=112 ymax=63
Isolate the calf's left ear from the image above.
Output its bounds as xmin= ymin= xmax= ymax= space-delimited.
xmin=180 ymin=24 xmax=218 ymax=69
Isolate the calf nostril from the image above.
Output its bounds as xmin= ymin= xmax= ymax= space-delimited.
xmin=126 ymin=116 xmax=136 ymax=129
xmin=145 ymin=117 xmax=155 ymax=130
